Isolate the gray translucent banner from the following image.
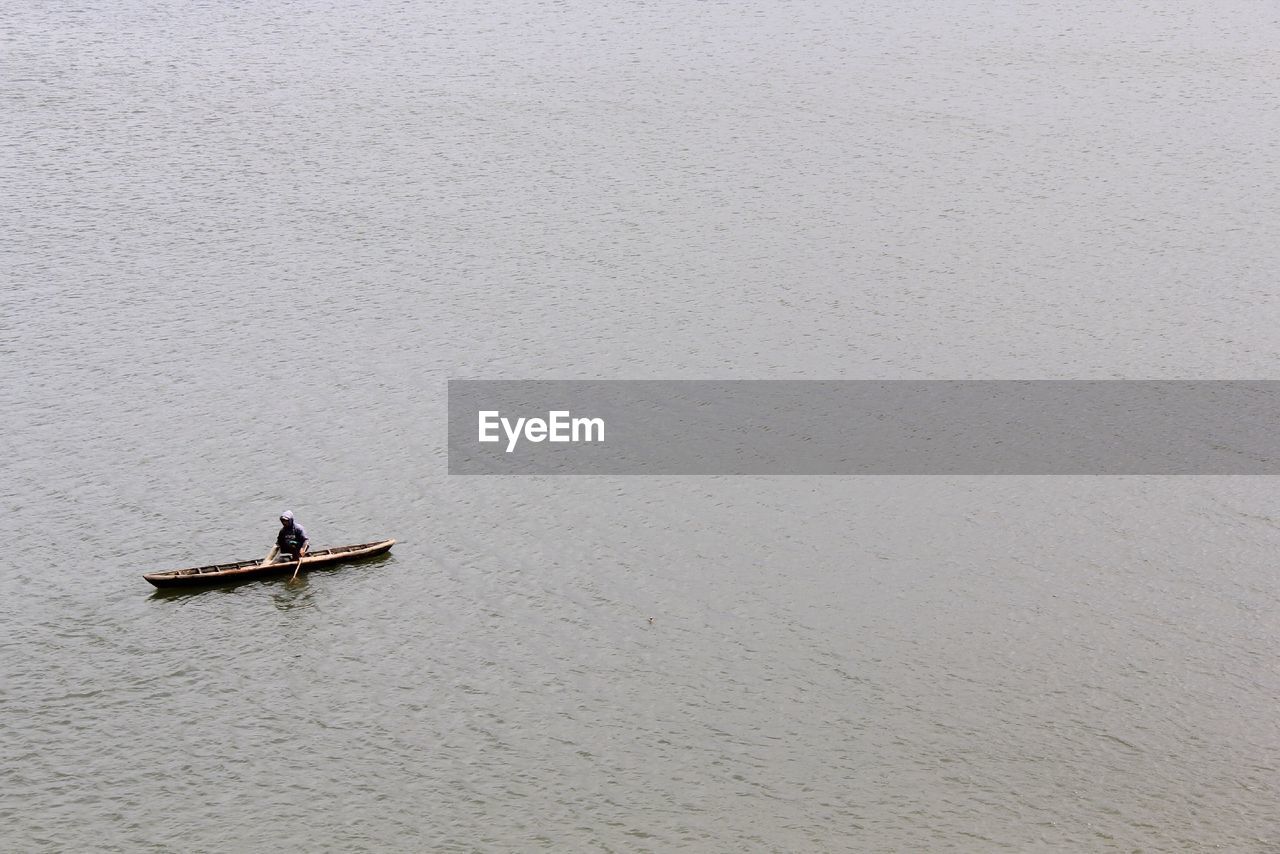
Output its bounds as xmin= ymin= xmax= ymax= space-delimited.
xmin=447 ymin=381 xmax=1280 ymax=475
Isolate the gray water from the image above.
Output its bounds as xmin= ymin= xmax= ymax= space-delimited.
xmin=3 ymin=1 xmax=1279 ymax=850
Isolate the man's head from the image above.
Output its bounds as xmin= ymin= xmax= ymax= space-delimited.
xmin=280 ymin=510 xmax=294 ymax=526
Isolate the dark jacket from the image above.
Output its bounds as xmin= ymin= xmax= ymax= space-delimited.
xmin=277 ymin=512 xmax=309 ymax=555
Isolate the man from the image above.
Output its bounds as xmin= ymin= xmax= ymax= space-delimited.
xmin=264 ymin=510 xmax=310 ymax=563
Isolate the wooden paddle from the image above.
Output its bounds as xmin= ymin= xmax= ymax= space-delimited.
xmin=290 ymin=548 xmax=306 ymax=583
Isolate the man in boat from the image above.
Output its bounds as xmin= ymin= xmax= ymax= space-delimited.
xmin=265 ymin=510 xmax=310 ymax=563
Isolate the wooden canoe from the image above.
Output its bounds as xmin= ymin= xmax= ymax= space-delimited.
xmin=143 ymin=539 xmax=395 ymax=588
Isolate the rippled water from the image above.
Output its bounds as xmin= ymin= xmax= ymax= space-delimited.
xmin=3 ymin=0 xmax=1279 ymax=850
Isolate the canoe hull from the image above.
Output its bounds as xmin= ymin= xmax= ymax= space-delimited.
xmin=143 ymin=539 xmax=395 ymax=588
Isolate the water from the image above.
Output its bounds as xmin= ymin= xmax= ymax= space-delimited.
xmin=3 ymin=0 xmax=1279 ymax=850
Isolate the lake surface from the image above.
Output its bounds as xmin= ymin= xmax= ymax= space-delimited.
xmin=3 ymin=0 xmax=1279 ymax=850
